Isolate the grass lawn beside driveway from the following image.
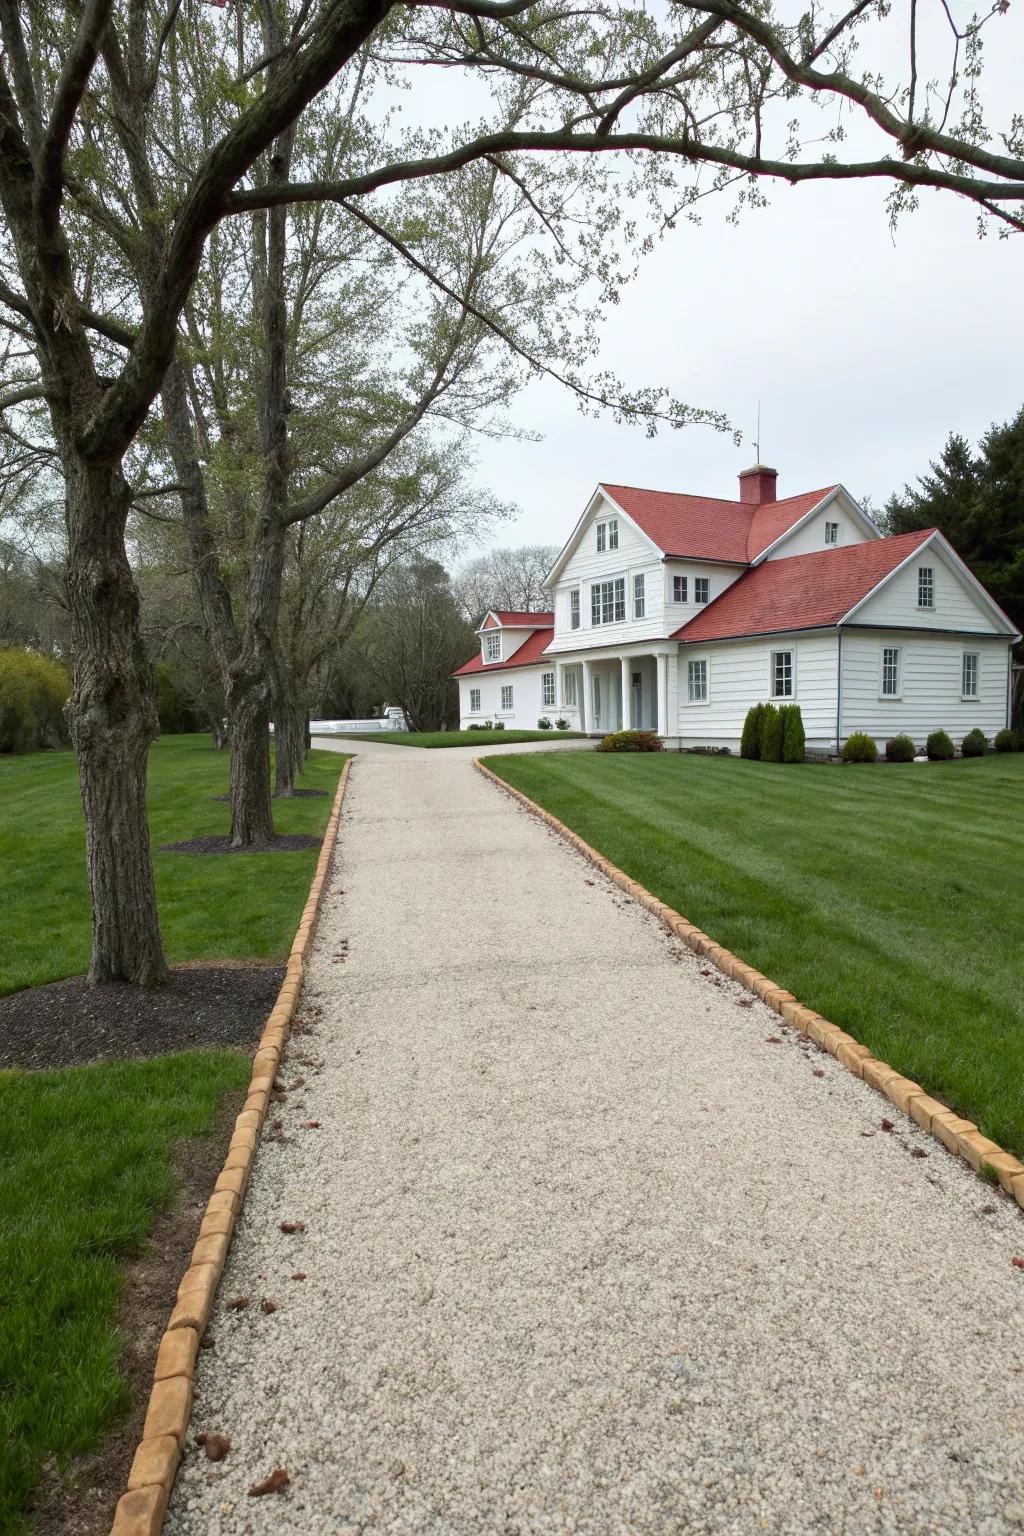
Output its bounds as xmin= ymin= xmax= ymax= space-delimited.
xmin=320 ymin=728 xmax=585 ymax=748
xmin=486 ymin=751 xmax=1024 ymax=1156
xmin=0 ymin=733 xmax=346 ymax=996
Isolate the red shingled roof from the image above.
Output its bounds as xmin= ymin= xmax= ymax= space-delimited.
xmin=483 ymin=610 xmax=554 ymax=628
xmin=452 ymin=624 xmax=554 ymax=677
xmin=601 ymin=484 xmax=838 ymax=563
xmin=674 ymin=530 xmax=935 ymax=643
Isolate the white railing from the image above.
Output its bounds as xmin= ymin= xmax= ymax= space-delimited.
xmin=309 ymin=713 xmax=407 ymax=735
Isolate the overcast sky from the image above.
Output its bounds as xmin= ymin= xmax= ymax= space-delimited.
xmin=453 ymin=11 xmax=1023 ymax=553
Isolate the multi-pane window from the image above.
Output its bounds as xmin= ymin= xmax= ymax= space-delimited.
xmin=563 ymin=670 xmax=578 ymax=706
xmin=595 ymin=518 xmax=619 ymax=553
xmin=469 ymin=688 xmax=481 ymax=712
xmin=962 ymin=651 xmax=980 ymax=698
xmin=771 ymin=650 xmax=794 ymax=698
xmin=500 ymin=684 xmax=514 ymax=712
xmin=569 ymin=589 xmax=580 ymax=630
xmin=824 ymin=521 xmax=839 ymax=546
xmin=542 ymin=672 xmax=556 ymax=707
xmin=687 ymin=658 xmax=708 ymax=703
xmin=673 ymin=575 xmax=688 ymax=603
xmin=918 ymin=566 xmax=935 ymax=608
xmin=881 ymin=646 xmax=901 ymax=697
xmin=633 ymin=573 xmax=645 ymax=619
xmin=591 ymin=577 xmax=626 ymax=625
xmin=694 ymin=577 xmax=710 ymax=605
xmin=484 ymin=631 xmax=501 ymax=662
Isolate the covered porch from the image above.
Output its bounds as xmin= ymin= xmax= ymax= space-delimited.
xmin=553 ymin=649 xmax=676 ymax=736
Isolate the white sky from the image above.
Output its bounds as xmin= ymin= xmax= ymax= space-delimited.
xmin=449 ymin=9 xmax=1024 ymax=550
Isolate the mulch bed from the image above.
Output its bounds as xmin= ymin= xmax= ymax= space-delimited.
xmin=160 ymin=833 xmax=321 ymax=855
xmin=211 ymin=789 xmax=327 ymax=801
xmin=0 ymin=963 xmax=284 ymax=1071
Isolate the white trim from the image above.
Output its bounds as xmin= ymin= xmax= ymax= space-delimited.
xmin=590 ymin=572 xmax=627 ymax=627
xmin=686 ymin=654 xmax=710 ymax=706
xmin=483 ymin=631 xmax=502 ymax=663
xmin=770 ymin=646 xmax=796 ymax=700
xmin=841 ymin=529 xmax=1021 ymax=637
xmin=879 ymin=643 xmax=902 ymax=700
xmin=961 ymin=649 xmax=981 ymax=701
xmin=469 ymin=687 xmax=481 ymax=713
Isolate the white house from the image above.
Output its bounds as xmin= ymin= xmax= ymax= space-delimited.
xmin=453 ymin=466 xmax=1020 ymax=751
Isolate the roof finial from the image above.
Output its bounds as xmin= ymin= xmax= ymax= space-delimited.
xmin=755 ymin=399 xmax=761 ymax=463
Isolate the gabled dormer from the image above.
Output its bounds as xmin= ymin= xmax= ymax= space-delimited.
xmin=475 ymin=610 xmax=554 ymax=667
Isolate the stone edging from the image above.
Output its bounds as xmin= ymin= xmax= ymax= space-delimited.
xmin=109 ymin=757 xmax=352 ymax=1536
xmin=473 ymin=756 xmax=1024 ymax=1214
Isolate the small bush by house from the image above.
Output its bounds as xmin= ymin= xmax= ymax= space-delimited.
xmin=781 ymin=704 xmax=806 ymax=763
xmin=843 ymin=732 xmax=878 ymax=763
xmin=961 ymin=727 xmax=988 ymax=758
xmin=994 ymin=727 xmax=1018 ymax=752
xmin=0 ymin=648 xmax=71 ymax=754
xmin=885 ymin=734 xmax=916 ymax=762
xmin=926 ymin=729 xmax=955 ymax=761
xmin=536 ymin=717 xmax=553 ymax=730
xmin=597 ymin=729 xmax=664 ymax=753
xmin=554 ymin=718 xmax=570 ymax=731
xmin=740 ymin=702 xmax=765 ymax=760
xmin=760 ymin=703 xmax=784 ymax=763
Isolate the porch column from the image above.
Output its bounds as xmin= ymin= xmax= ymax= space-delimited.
xmin=656 ymin=651 xmax=669 ymax=737
xmin=580 ymin=657 xmax=593 ymax=735
xmin=620 ymin=656 xmax=631 ymax=731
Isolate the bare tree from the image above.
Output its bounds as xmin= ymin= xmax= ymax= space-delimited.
xmin=455 ymin=543 xmax=559 ymax=621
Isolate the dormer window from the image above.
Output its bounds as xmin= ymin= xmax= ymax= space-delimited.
xmin=918 ymin=566 xmax=934 ymax=608
xmin=824 ymin=521 xmax=839 ymax=546
xmin=596 ymin=518 xmax=618 ymax=553
xmin=484 ymin=631 xmax=501 ymax=662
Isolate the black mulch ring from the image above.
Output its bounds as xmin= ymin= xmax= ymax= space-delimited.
xmin=160 ymin=833 xmax=321 ymax=855
xmin=0 ymin=963 xmax=284 ymax=1072
xmin=211 ymin=789 xmax=328 ymax=802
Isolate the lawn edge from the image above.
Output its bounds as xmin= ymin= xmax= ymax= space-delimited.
xmin=474 ymin=755 xmax=1024 ymax=1216
xmin=109 ymin=757 xmax=351 ymax=1536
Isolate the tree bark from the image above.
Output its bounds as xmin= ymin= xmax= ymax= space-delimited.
xmin=273 ymin=697 xmax=306 ymax=796
xmin=65 ymin=460 xmax=168 ymax=985
xmin=227 ymin=669 xmax=276 ymax=846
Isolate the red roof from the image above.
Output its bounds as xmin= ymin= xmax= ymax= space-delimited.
xmin=452 ymin=624 xmax=555 ymax=677
xmin=674 ymin=530 xmax=935 ymax=643
xmin=601 ymin=484 xmax=838 ymax=563
xmin=484 ymin=610 xmax=554 ymax=628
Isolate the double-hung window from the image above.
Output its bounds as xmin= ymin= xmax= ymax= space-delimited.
xmin=824 ymin=521 xmax=839 ymax=546
xmin=771 ymin=650 xmax=794 ymax=698
xmin=484 ymin=631 xmax=501 ymax=662
xmin=569 ymin=589 xmax=580 ymax=630
xmin=542 ymin=671 xmax=556 ymax=708
xmin=563 ymin=670 xmax=578 ymax=707
xmin=673 ymin=575 xmax=688 ymax=603
xmin=591 ymin=577 xmax=625 ymax=626
xmin=694 ymin=576 xmax=710 ymax=605
xmin=687 ymin=658 xmax=708 ymax=703
xmin=881 ymin=645 xmax=902 ymax=698
xmin=962 ymin=651 xmax=980 ymax=699
xmin=918 ymin=566 xmax=935 ymax=608
xmin=469 ymin=688 xmax=481 ymax=713
xmin=633 ymin=573 xmax=646 ymax=619
xmin=500 ymin=684 xmax=514 ymax=712
xmin=595 ymin=518 xmax=619 ymax=553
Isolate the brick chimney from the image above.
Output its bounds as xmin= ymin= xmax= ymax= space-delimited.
xmin=738 ymin=464 xmax=778 ymax=505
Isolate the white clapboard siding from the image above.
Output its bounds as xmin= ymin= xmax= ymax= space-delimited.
xmin=458 ymin=664 xmax=554 ymax=730
xmin=851 ymin=545 xmax=1005 ymax=633
xmin=763 ymin=496 xmax=875 ymax=560
xmin=674 ymin=632 xmax=840 ymax=748
xmin=839 ymin=632 xmax=1011 ymax=744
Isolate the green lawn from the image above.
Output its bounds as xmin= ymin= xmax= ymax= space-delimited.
xmin=322 ymin=728 xmax=584 ymax=748
xmin=0 ymin=733 xmax=345 ymax=996
xmin=0 ymin=1051 xmax=250 ymax=1534
xmin=486 ymin=751 xmax=1024 ymax=1155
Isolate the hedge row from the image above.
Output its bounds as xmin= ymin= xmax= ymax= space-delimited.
xmin=842 ymin=726 xmax=1022 ymax=763
xmin=740 ymin=702 xmax=806 ymax=763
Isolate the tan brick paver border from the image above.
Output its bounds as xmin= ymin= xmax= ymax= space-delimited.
xmin=109 ymin=757 xmax=352 ymax=1536
xmin=474 ymin=756 xmax=1024 ymax=1215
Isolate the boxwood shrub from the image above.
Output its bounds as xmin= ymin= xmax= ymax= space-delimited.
xmin=885 ymin=734 xmax=916 ymax=762
xmin=597 ymin=729 xmax=664 ymax=752
xmin=960 ymin=727 xmax=988 ymax=757
xmin=926 ymin=729 xmax=955 ymax=761
xmin=994 ymin=727 xmax=1018 ymax=752
xmin=842 ymin=732 xmax=878 ymax=763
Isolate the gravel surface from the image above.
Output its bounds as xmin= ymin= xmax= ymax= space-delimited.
xmin=168 ymin=739 xmax=1024 ymax=1536
xmin=0 ymin=963 xmax=283 ymax=1070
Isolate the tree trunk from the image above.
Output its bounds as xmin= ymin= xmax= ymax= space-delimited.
xmin=273 ymin=697 xmax=306 ymax=796
xmin=65 ymin=462 xmax=168 ymax=986
xmin=227 ymin=672 xmax=276 ymax=846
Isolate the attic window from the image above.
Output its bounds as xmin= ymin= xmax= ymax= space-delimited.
xmin=596 ymin=518 xmax=618 ymax=553
xmin=824 ymin=521 xmax=839 ymax=546
xmin=918 ymin=566 xmax=935 ymax=608
xmin=694 ymin=577 xmax=710 ymax=605
xmin=484 ymin=632 xmax=501 ymax=662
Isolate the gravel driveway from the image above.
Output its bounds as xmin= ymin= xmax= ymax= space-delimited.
xmin=167 ymin=741 xmax=1024 ymax=1536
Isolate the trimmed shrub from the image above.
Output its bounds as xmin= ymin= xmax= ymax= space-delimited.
xmin=740 ymin=702 xmax=764 ymax=760
xmin=994 ymin=727 xmax=1018 ymax=752
xmin=760 ymin=703 xmax=784 ymax=763
xmin=492 ymin=720 xmax=505 ymax=731
xmin=597 ymin=729 xmax=664 ymax=753
xmin=554 ymin=718 xmax=570 ymax=731
xmin=842 ymin=732 xmax=878 ymax=763
xmin=926 ymin=729 xmax=955 ymax=761
xmin=885 ymin=734 xmax=916 ymax=762
xmin=961 ymin=727 xmax=988 ymax=758
xmin=0 ymin=647 xmax=71 ymax=753
xmin=536 ymin=717 xmax=553 ymax=730
xmin=781 ymin=704 xmax=806 ymax=763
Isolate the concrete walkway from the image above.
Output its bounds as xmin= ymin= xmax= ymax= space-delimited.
xmin=168 ymin=742 xmax=1024 ymax=1536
